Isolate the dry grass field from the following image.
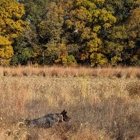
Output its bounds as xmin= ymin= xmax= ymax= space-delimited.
xmin=0 ymin=66 xmax=140 ymax=140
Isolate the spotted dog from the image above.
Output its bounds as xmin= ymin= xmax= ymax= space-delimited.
xmin=25 ymin=110 xmax=70 ymax=128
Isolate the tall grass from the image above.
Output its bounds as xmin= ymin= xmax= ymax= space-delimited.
xmin=0 ymin=67 xmax=140 ymax=140
xmin=0 ymin=65 xmax=140 ymax=78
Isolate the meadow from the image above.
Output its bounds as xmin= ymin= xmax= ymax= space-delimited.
xmin=0 ymin=66 xmax=140 ymax=140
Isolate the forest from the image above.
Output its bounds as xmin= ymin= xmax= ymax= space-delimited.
xmin=0 ymin=0 xmax=140 ymax=67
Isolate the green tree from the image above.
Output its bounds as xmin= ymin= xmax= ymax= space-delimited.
xmin=126 ymin=8 xmax=140 ymax=65
xmin=104 ymin=0 xmax=140 ymax=23
xmin=103 ymin=0 xmax=140 ymax=66
xmin=17 ymin=0 xmax=59 ymax=65
xmin=18 ymin=0 xmax=53 ymax=26
xmin=38 ymin=2 xmax=65 ymax=65
xmin=11 ymin=27 xmax=36 ymax=65
xmin=104 ymin=25 xmax=128 ymax=65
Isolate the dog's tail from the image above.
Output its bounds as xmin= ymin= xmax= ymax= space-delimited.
xmin=19 ymin=118 xmax=31 ymax=125
xmin=17 ymin=118 xmax=30 ymax=127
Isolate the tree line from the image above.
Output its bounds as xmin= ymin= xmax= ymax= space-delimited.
xmin=0 ymin=0 xmax=140 ymax=67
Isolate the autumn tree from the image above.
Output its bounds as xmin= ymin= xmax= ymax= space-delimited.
xmin=58 ymin=0 xmax=116 ymax=66
xmin=18 ymin=0 xmax=53 ymax=26
xmin=125 ymin=7 xmax=140 ymax=65
xmin=0 ymin=0 xmax=27 ymax=66
xmin=38 ymin=2 xmax=66 ymax=65
xmin=103 ymin=0 xmax=140 ymax=65
xmin=11 ymin=26 xmax=38 ymax=65
xmin=10 ymin=0 xmax=140 ymax=66
xmin=16 ymin=0 xmax=59 ymax=65
xmin=104 ymin=0 xmax=139 ymax=23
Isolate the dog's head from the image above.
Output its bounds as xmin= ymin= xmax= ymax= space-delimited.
xmin=61 ymin=110 xmax=70 ymax=122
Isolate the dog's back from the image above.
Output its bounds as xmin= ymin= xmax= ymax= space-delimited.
xmin=25 ymin=110 xmax=69 ymax=128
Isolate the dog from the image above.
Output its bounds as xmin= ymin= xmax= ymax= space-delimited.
xmin=24 ymin=110 xmax=70 ymax=128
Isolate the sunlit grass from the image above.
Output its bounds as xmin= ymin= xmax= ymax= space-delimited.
xmin=0 ymin=65 xmax=140 ymax=79
xmin=0 ymin=67 xmax=140 ymax=139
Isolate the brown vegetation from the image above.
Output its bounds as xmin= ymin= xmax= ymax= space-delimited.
xmin=0 ymin=66 xmax=140 ymax=140
xmin=0 ymin=65 xmax=140 ymax=78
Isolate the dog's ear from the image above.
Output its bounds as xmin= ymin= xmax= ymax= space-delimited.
xmin=61 ymin=110 xmax=70 ymax=122
xmin=61 ymin=110 xmax=67 ymax=115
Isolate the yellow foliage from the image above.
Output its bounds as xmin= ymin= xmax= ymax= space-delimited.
xmin=103 ymin=23 xmax=111 ymax=28
xmin=80 ymin=27 xmax=91 ymax=41
xmin=55 ymin=44 xmax=77 ymax=66
xmin=0 ymin=0 xmax=28 ymax=40
xmin=94 ymin=0 xmax=105 ymax=6
xmin=0 ymin=36 xmax=11 ymax=45
xmin=65 ymin=19 xmax=73 ymax=28
xmin=87 ymin=38 xmax=102 ymax=52
xmin=91 ymin=33 xmax=97 ymax=38
xmin=93 ymin=25 xmax=101 ymax=32
xmin=10 ymin=33 xmax=18 ymax=39
xmin=55 ymin=44 xmax=68 ymax=66
xmin=99 ymin=9 xmax=116 ymax=23
xmin=93 ymin=10 xmax=100 ymax=18
xmin=76 ymin=0 xmax=96 ymax=9
xmin=75 ymin=8 xmax=88 ymax=20
xmin=90 ymin=53 xmax=108 ymax=67
xmin=111 ymin=56 xmax=122 ymax=66
xmin=0 ymin=0 xmax=27 ymax=66
xmin=61 ymin=57 xmax=68 ymax=66
xmin=0 ymin=45 xmax=13 ymax=59
xmin=128 ymin=41 xmax=135 ymax=48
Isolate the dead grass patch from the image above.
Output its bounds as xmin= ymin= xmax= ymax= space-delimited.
xmin=0 ymin=75 xmax=140 ymax=140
